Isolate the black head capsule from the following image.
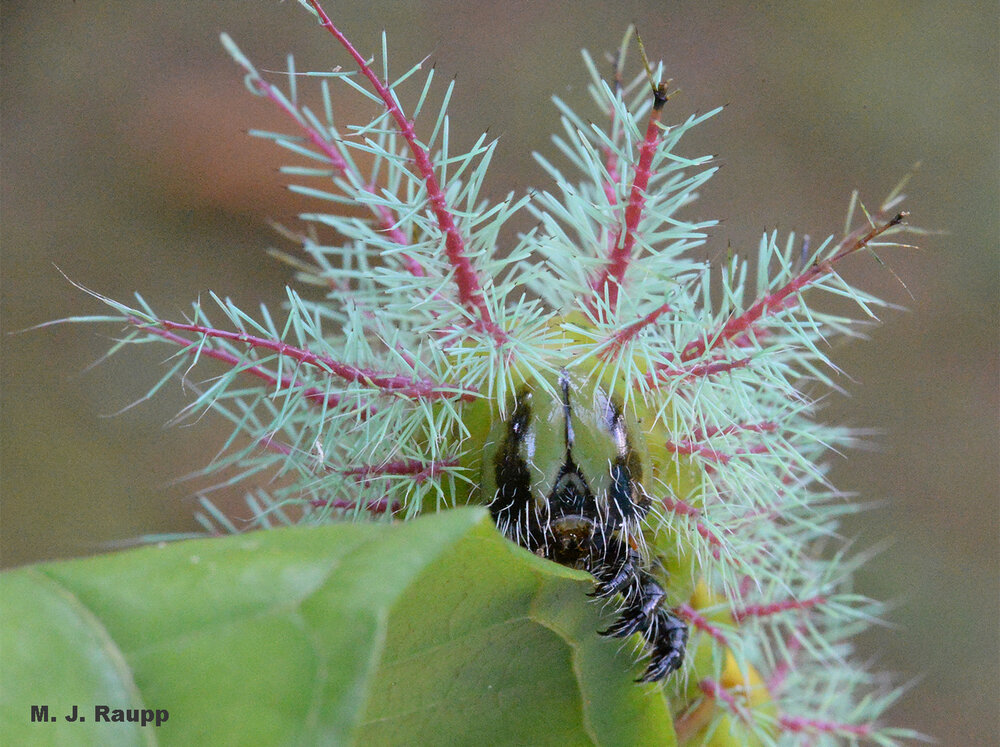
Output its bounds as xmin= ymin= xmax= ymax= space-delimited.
xmin=481 ymin=371 xmax=687 ymax=682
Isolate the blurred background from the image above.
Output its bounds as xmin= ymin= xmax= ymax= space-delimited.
xmin=2 ymin=1 xmax=996 ymax=742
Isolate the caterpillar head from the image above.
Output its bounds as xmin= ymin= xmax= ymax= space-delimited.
xmin=480 ymin=370 xmax=652 ymax=561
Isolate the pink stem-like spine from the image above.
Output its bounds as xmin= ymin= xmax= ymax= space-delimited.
xmin=665 ymin=439 xmax=770 ymax=466
xmin=139 ymin=321 xmax=351 ymax=411
xmin=677 ymin=603 xmax=729 ymax=646
xmin=244 ymin=74 xmax=425 ymax=276
xmin=660 ymin=492 xmax=725 ymax=559
xmin=645 ymin=354 xmax=754 ymax=386
xmin=599 ymin=301 xmax=672 ymax=358
xmin=588 ymin=84 xmax=669 ymax=319
xmin=732 ymin=596 xmax=825 ymax=623
xmin=681 ymin=212 xmax=907 ymax=363
xmin=341 ymin=458 xmax=457 ymax=484
xmin=698 ymin=678 xmax=753 ymax=723
xmin=306 ymin=0 xmax=507 ymax=343
xmin=130 ymin=316 xmax=475 ymax=401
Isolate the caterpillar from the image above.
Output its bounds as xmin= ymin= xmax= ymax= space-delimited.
xmin=72 ymin=1 xmax=913 ymax=742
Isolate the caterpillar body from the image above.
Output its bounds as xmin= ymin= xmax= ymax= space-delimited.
xmin=77 ymin=3 xmax=913 ymax=743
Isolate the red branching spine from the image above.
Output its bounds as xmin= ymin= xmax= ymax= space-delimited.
xmin=306 ymin=0 xmax=507 ymax=343
xmin=140 ymin=320 xmax=348 ymax=411
xmin=245 ymin=74 xmax=423 ymax=275
xmin=644 ymin=354 xmax=754 ymax=386
xmin=681 ymin=211 xmax=907 ymax=363
xmin=732 ymin=595 xmax=826 ymax=623
xmin=678 ymin=603 xmax=729 ymax=646
xmin=661 ymin=492 xmax=726 ymax=559
xmin=665 ymin=439 xmax=771 ymax=465
xmin=588 ymin=84 xmax=669 ymax=319
xmin=599 ymin=301 xmax=672 ymax=358
xmin=341 ymin=458 xmax=457 ymax=484
xmin=130 ymin=316 xmax=475 ymax=401
xmin=698 ymin=678 xmax=753 ymax=723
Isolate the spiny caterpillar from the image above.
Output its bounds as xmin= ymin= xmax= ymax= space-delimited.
xmin=69 ymin=0 xmax=917 ymax=742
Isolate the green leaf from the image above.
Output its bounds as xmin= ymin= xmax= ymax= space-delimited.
xmin=1 ymin=508 xmax=676 ymax=746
